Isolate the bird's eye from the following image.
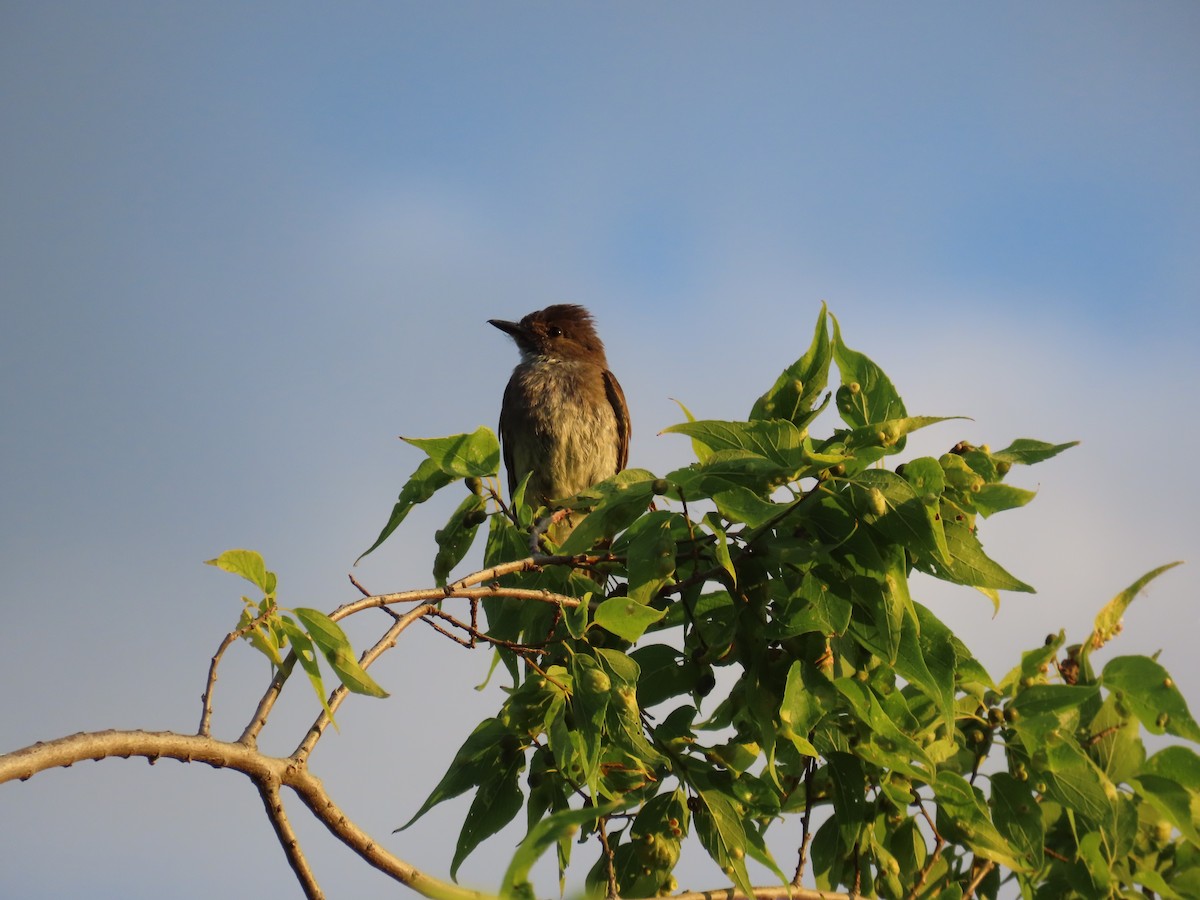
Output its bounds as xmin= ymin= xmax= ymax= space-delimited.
xmin=547 ymin=326 xmax=563 ymax=338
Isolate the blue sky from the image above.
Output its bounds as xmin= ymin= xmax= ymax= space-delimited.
xmin=3 ymin=4 xmax=1198 ymax=897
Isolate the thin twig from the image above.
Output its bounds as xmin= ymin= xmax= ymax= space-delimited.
xmin=330 ymin=583 xmax=587 ymax=620
xmin=1084 ymin=724 xmax=1122 ymax=748
xmin=199 ymin=605 xmax=276 ymax=737
xmin=488 ymin=480 xmax=518 ymax=528
xmin=907 ymin=793 xmax=946 ymax=900
xmin=667 ymin=888 xmax=850 ymax=900
xmin=238 ymin=652 xmax=298 ymax=747
xmin=792 ymin=755 xmax=817 ymax=887
xmin=257 ymin=776 xmax=323 ymax=900
xmin=238 ymin=565 xmax=589 ymax=746
xmin=597 ymin=815 xmax=619 ymax=899
xmin=962 ymin=859 xmax=996 ymax=899
xmin=421 ymin=607 xmax=554 ymax=657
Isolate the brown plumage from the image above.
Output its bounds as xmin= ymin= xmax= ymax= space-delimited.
xmin=489 ymin=304 xmax=630 ymax=505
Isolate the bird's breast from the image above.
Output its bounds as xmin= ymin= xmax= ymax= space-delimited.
xmin=506 ymin=359 xmax=620 ymax=499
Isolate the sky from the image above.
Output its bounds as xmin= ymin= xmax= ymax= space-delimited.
xmin=2 ymin=3 xmax=1198 ymax=897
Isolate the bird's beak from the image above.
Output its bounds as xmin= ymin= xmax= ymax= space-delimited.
xmin=488 ymin=318 xmax=523 ymax=338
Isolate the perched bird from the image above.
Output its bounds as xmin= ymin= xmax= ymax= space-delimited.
xmin=489 ymin=304 xmax=630 ymax=507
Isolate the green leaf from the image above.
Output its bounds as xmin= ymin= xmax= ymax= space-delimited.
xmin=1087 ymin=693 xmax=1145 ymax=784
xmin=596 ymin=790 xmax=687 ymax=898
xmin=665 ymin=451 xmax=792 ymax=502
xmin=661 ymin=418 xmax=809 ymax=472
xmin=238 ymin=605 xmax=284 ymax=666
xmin=999 ymin=631 xmax=1063 ymax=695
xmin=206 ymin=548 xmax=276 ymax=596
xmin=402 ymin=427 xmax=501 ymax=478
xmin=750 ymin=302 xmax=832 ymax=427
xmin=778 ymin=661 xmax=824 ymax=757
xmin=502 ymin=804 xmax=614 ymax=900
xmin=772 ymin=572 xmax=852 ymax=639
xmin=896 ymin=604 xmax=955 ymax=732
xmin=876 ymin=545 xmax=914 ymax=665
xmin=293 ymin=607 xmax=388 ymax=698
xmin=593 ymin=596 xmax=667 ymax=643
xmin=1041 ymin=739 xmax=1117 ymax=826
xmin=1084 ymin=562 xmax=1183 ymax=665
xmin=1013 ymin=683 xmax=1101 ymax=720
xmin=1132 ymin=869 xmax=1187 ymax=900
xmin=920 ymin=517 xmax=1034 ymax=593
xmin=690 ymin=775 xmax=756 ymax=897
xmin=1103 ymin=655 xmax=1200 ymax=742
xmin=712 ymin=487 xmax=784 ymax=529
xmin=629 ymin=645 xmax=697 ymax=708
xmin=451 ymin=750 xmax=526 ymax=880
xmin=277 ymin=617 xmax=338 ymax=726
xmin=831 ymin=313 xmax=907 ymax=429
xmin=567 ymin=654 xmax=612 ymax=798
xmin=827 ymin=752 xmax=867 ymax=845
xmin=991 ymin=773 xmax=1044 ymax=870
xmin=357 ymin=457 xmax=456 ymax=563
xmin=433 ymin=493 xmax=488 ymax=586
xmin=973 ymin=483 xmax=1037 ymax=517
xmin=1143 ymin=746 xmax=1200 ymax=790
xmin=705 ymin=516 xmax=737 ymax=586
xmin=934 ymin=771 xmax=1027 ymax=871
xmin=556 ymin=469 xmax=659 ymax=555
xmin=990 ymin=438 xmax=1079 ymax=465
xmin=398 ymin=718 xmax=512 ymax=830
xmin=900 ymin=455 xmax=945 ymax=495
xmin=842 ymin=468 xmax=951 ymax=567
xmin=834 ymin=679 xmax=930 ymax=779
xmin=667 ymin=395 xmax=714 ymax=463
xmin=483 ymin=508 xmax=530 ymax=570
xmin=841 ymin=415 xmax=961 ymax=455
xmin=1131 ymin=773 xmax=1200 ymax=847
xmin=617 ymin=510 xmax=679 ymax=605
xmin=1075 ymin=830 xmax=1112 ymax=894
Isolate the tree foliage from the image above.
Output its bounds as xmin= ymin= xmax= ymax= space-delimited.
xmin=358 ymin=305 xmax=1196 ymax=899
xmin=2 ymin=306 xmax=1195 ymax=900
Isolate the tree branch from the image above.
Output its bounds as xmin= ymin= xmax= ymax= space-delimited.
xmin=238 ymin=561 xmax=590 ymax=747
xmin=0 ymin=729 xmax=487 ymax=900
xmin=667 ymin=885 xmax=851 ymax=900
xmin=287 ymin=766 xmax=489 ymax=900
xmin=257 ymin=776 xmax=323 ymax=900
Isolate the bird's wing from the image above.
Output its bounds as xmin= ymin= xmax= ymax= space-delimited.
xmin=498 ymin=377 xmax=520 ymax=497
xmin=603 ymin=369 xmax=631 ymax=472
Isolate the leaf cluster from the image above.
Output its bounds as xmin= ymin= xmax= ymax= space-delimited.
xmin=206 ymin=549 xmax=388 ymax=725
xmin=360 ymin=306 xmax=1196 ymax=899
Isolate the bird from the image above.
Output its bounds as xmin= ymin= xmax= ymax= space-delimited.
xmin=489 ymin=304 xmax=630 ymax=508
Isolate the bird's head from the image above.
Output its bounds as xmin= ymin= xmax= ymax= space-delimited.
xmin=489 ymin=304 xmax=608 ymax=365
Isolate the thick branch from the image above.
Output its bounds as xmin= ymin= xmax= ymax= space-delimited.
xmin=0 ymin=730 xmax=486 ymax=900
xmin=257 ymin=777 xmax=323 ymax=900
xmin=288 ymin=766 xmax=489 ymax=900
xmin=1 ymin=729 xmax=286 ymax=785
